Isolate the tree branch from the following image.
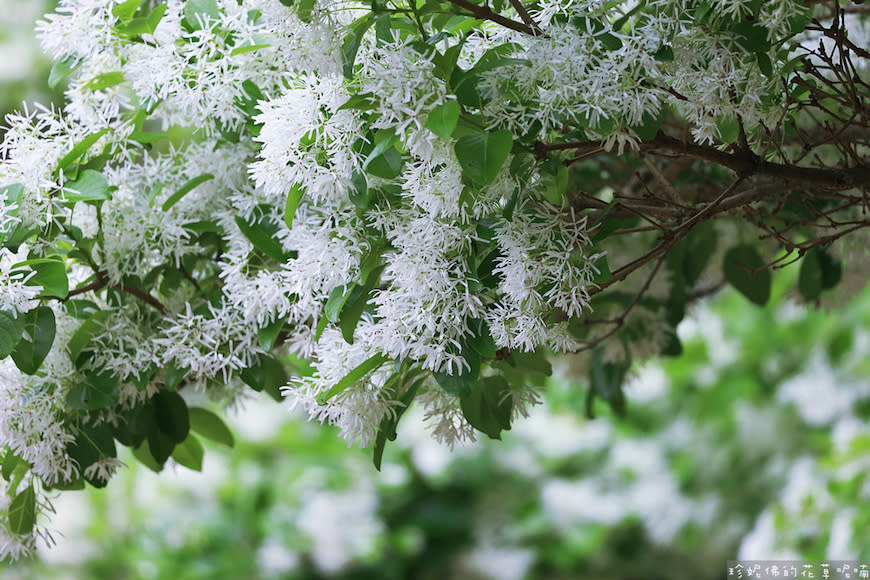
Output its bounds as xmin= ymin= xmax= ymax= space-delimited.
xmin=536 ymin=133 xmax=870 ymax=190
xmin=111 ymin=282 xmax=168 ymax=315
xmin=62 ymin=271 xmax=168 ymax=315
xmin=444 ymin=0 xmax=540 ymax=35
xmin=507 ymin=0 xmax=542 ymax=35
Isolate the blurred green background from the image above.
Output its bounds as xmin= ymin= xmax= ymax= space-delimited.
xmin=3 ymin=3 xmax=870 ymax=578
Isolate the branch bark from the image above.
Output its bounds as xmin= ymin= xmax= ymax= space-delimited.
xmin=444 ymin=0 xmax=540 ymax=35
xmin=536 ymin=133 xmax=870 ymax=190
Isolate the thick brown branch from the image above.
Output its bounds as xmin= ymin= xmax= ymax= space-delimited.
xmin=507 ymin=0 xmax=542 ymax=35
xmin=64 ymin=275 xmax=108 ymax=300
xmin=444 ymin=0 xmax=539 ymax=35
xmin=61 ymin=270 xmax=167 ymax=315
xmin=111 ymin=282 xmax=168 ymax=315
xmin=536 ymin=134 xmax=870 ymax=190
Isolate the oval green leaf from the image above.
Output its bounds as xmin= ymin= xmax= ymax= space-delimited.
xmin=171 ymin=433 xmax=204 ymax=471
xmin=189 ymin=407 xmax=235 ymax=447
xmin=11 ymin=306 xmax=56 ymax=375
xmin=0 ymin=310 xmax=25 ymax=358
xmin=8 ymin=486 xmax=36 ymax=535
xmin=722 ymin=244 xmax=771 ymax=306
xmin=455 ymin=129 xmax=513 ymax=186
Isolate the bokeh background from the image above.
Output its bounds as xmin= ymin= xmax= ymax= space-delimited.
xmin=3 ymin=2 xmax=870 ymax=578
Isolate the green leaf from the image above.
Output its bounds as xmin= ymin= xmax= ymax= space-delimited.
xmin=296 ymin=0 xmax=315 ymax=22
xmin=67 ymin=422 xmax=116 ymax=487
xmin=433 ymin=349 xmax=480 ymax=397
xmin=283 ymin=184 xmax=304 ymax=229
xmin=654 ymin=44 xmax=674 ymax=61
xmin=467 ymin=319 xmax=497 ymax=359
xmin=590 ymin=253 xmax=612 ymax=285
xmin=506 ymin=350 xmax=552 ymax=377
xmin=154 ymin=390 xmax=190 ymax=444
xmin=147 ymin=427 xmax=176 ymax=466
xmin=631 ymin=110 xmax=663 ymax=141
xmin=599 ymin=32 xmax=623 ymax=51
xmin=239 ymin=354 xmax=288 ymax=402
xmin=83 ymin=71 xmax=125 ymax=91
xmin=339 ymin=265 xmax=385 ymax=344
xmin=1 ymin=451 xmax=25 ymax=481
xmin=240 ymin=80 xmax=266 ymax=113
xmin=0 ymin=310 xmax=25 ymax=358
xmin=342 ymin=13 xmax=377 ymax=79
xmin=56 ymin=128 xmax=109 ymax=175
xmin=363 ymin=131 xmax=401 ymax=179
xmin=164 ymin=358 xmax=189 ymax=390
xmin=183 ymin=0 xmax=220 ymax=29
xmin=338 ymin=93 xmax=378 ymax=112
xmin=471 ymin=43 xmax=525 ymax=73
xmin=716 ymin=116 xmax=739 ymax=143
xmin=133 ymin=437 xmax=169 ymax=472
xmin=425 ymin=100 xmax=460 ymax=140
xmin=541 ymin=162 xmax=569 ymax=204
xmin=454 ymin=130 xmax=513 ymax=186
xmin=365 ymin=146 xmax=402 ymax=179
xmin=14 ymin=259 xmax=68 ymax=299
xmin=51 ymin=478 xmax=85 ymax=491
xmin=722 ymin=244 xmax=770 ymax=306
xmin=48 ymin=55 xmax=82 ymax=89
xmin=131 ymin=442 xmax=160 ymax=471
xmin=349 ymin=170 xmax=369 ymax=210
xmin=161 ymin=173 xmax=214 ymax=212
xmin=63 ymin=169 xmax=111 ymax=203
xmin=325 ymin=284 xmax=354 ymax=323
xmin=682 ymin=221 xmax=718 ymax=285
xmin=316 ymin=353 xmax=388 ymax=404
xmin=112 ymin=0 xmax=145 ymax=22
xmin=589 ymin=351 xmax=629 ymax=417
xmin=460 ymin=375 xmax=512 ymax=439
xmin=660 ymin=328 xmax=682 ymax=357
xmin=1 ymin=183 xmax=23 ymax=211
xmin=67 ymin=310 xmax=112 ymax=363
xmin=189 ymin=407 xmax=234 ymax=447
xmin=818 ymin=247 xmax=842 ymax=290
xmin=434 ymin=42 xmax=464 ymax=82
xmin=258 ymin=317 xmax=284 ymax=352
xmin=11 ymin=307 xmax=56 ymax=375
xmin=235 ymin=213 xmax=289 ymax=262
xmin=8 ymin=486 xmax=36 ymax=535
xmin=798 ymin=247 xmax=823 ymax=302
xmin=66 ymin=369 xmax=120 ymax=410
xmin=755 ymin=51 xmax=772 ymax=76
xmin=451 ymin=70 xmax=486 ymax=109
xmin=229 ymin=43 xmax=271 ymax=57
xmin=171 ymin=433 xmax=204 ymax=471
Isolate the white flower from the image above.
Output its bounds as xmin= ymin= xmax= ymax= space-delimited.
xmin=0 ymin=248 xmax=42 ymax=316
xmin=83 ymin=457 xmax=127 ymax=484
xmin=283 ymin=327 xmax=396 ymax=447
xmin=250 ymin=73 xmax=361 ymax=205
xmin=488 ymin=203 xmax=596 ymax=351
xmin=0 ymin=358 xmax=77 ymax=485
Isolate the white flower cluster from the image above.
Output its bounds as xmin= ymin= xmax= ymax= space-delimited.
xmin=479 ymin=0 xmax=803 ymax=146
xmin=0 ymin=247 xmax=42 ymax=316
xmin=489 ymin=204 xmax=597 ymax=352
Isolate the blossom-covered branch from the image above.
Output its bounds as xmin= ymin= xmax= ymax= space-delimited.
xmin=0 ymin=0 xmax=867 ymax=559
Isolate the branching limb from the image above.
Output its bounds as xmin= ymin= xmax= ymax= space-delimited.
xmin=444 ymin=0 xmax=540 ymax=35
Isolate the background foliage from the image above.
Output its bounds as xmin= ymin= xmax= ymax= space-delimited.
xmin=3 ymin=271 xmax=870 ymax=578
